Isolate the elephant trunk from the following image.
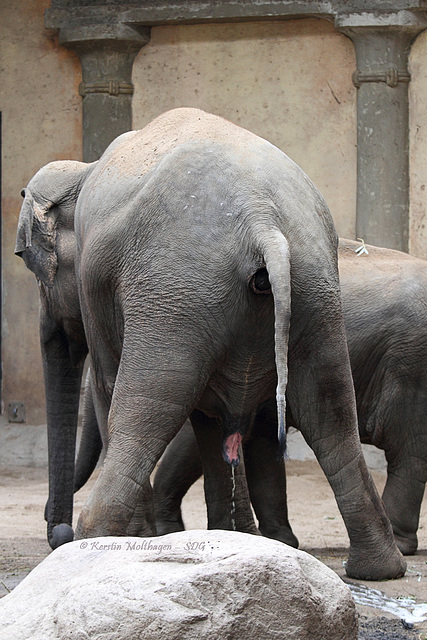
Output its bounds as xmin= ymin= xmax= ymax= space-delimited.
xmin=259 ymin=229 xmax=291 ymax=457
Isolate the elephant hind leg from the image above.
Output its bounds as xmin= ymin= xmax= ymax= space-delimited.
xmin=382 ymin=450 xmax=427 ymax=555
xmin=153 ymin=420 xmax=203 ymax=535
xmin=75 ymin=339 xmax=206 ymax=539
xmin=75 ymin=394 xmax=185 ymax=539
xmin=191 ymin=409 xmax=258 ymax=535
xmin=74 ymin=373 xmax=103 ymax=493
xmin=287 ymin=314 xmax=405 ymax=580
xmin=244 ymin=404 xmax=298 ymax=548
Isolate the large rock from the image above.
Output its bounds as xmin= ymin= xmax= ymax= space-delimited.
xmin=0 ymin=530 xmax=358 ymax=639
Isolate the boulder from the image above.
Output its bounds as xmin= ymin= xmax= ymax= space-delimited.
xmin=0 ymin=530 xmax=358 ymax=639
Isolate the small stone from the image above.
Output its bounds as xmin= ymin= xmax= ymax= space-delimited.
xmin=401 ymin=619 xmax=414 ymax=630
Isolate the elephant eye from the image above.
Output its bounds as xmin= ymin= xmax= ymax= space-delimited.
xmin=20 ymin=189 xmax=26 ymax=198
xmin=250 ymin=268 xmax=271 ymax=295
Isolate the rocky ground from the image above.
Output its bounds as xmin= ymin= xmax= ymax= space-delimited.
xmin=0 ymin=427 xmax=426 ymax=639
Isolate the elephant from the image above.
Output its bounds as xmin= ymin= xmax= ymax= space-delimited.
xmin=15 ymin=107 xmax=405 ymax=581
xmin=15 ymin=150 xmax=255 ymax=549
xmin=15 ymin=160 xmax=96 ymax=549
xmin=153 ymin=238 xmax=427 ymax=556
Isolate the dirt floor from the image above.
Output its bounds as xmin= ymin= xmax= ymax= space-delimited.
xmin=0 ymin=457 xmax=426 ymax=639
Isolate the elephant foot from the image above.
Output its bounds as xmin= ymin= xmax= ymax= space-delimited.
xmin=394 ymin=531 xmax=418 ymax=556
xmin=76 ymin=501 xmax=157 ymax=539
xmin=345 ymin=545 xmax=406 ymax=581
xmin=259 ymin=525 xmax=299 ymax=548
xmin=48 ymin=523 xmax=74 ymax=550
xmin=156 ymin=517 xmax=185 ymax=536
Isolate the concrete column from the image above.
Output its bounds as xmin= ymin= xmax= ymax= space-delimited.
xmin=337 ymin=12 xmax=426 ymax=251
xmin=57 ymin=26 xmax=150 ymax=161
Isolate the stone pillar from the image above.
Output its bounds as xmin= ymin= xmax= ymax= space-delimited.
xmin=57 ymin=26 xmax=150 ymax=161
xmin=337 ymin=12 xmax=426 ymax=251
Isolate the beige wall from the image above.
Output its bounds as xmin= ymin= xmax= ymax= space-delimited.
xmin=2 ymin=10 xmax=427 ymax=424
xmin=133 ymin=19 xmax=357 ymax=239
xmin=0 ymin=0 xmax=81 ymax=423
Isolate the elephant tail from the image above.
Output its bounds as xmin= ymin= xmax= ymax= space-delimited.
xmin=259 ymin=229 xmax=291 ymax=458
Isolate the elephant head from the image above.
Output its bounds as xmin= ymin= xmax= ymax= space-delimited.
xmin=15 ymin=159 xmax=96 ymax=549
xmin=16 ymin=160 xmax=96 ymax=287
xmin=15 ymin=188 xmax=57 ymax=287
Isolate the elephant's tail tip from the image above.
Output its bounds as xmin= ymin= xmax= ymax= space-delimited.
xmin=48 ymin=523 xmax=74 ymax=550
xmin=278 ymin=427 xmax=288 ymax=461
xmin=277 ymin=393 xmax=288 ymax=460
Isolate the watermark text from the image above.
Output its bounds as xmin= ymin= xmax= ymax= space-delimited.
xmin=80 ymin=539 xmax=173 ymax=554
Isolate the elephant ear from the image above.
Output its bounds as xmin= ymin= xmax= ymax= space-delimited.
xmin=15 ymin=188 xmax=58 ymax=288
xmin=15 ymin=160 xmax=97 ymax=288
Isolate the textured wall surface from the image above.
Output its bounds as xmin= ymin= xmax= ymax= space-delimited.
xmin=133 ymin=19 xmax=357 ymax=239
xmin=3 ymin=7 xmax=427 ymax=423
xmin=0 ymin=0 xmax=81 ymax=423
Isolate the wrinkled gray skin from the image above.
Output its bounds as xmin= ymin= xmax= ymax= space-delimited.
xmin=16 ymin=108 xmax=404 ymax=580
xmin=15 ymin=156 xmax=255 ymax=548
xmin=15 ymin=161 xmax=96 ymax=549
xmin=154 ymin=239 xmax=427 ymax=556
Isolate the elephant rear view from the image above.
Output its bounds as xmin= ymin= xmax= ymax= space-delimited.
xmin=70 ymin=108 xmax=403 ymax=580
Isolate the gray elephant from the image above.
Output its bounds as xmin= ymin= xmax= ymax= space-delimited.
xmin=16 ymin=108 xmax=404 ymax=580
xmin=15 ymin=152 xmax=255 ymax=548
xmin=15 ymin=161 xmax=96 ymax=549
xmin=154 ymin=238 xmax=427 ymax=556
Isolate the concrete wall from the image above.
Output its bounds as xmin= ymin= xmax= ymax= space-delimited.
xmin=0 ymin=0 xmax=81 ymax=423
xmin=2 ymin=6 xmax=427 ymax=424
xmin=133 ymin=19 xmax=357 ymax=240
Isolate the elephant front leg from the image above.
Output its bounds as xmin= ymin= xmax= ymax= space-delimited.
xmin=42 ymin=319 xmax=87 ymax=549
xmin=382 ymin=448 xmax=427 ymax=555
xmin=191 ymin=410 xmax=259 ymax=535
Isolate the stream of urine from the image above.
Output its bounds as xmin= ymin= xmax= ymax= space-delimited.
xmin=231 ymin=465 xmax=236 ymax=531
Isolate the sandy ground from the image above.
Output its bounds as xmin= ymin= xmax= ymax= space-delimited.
xmin=0 ymin=452 xmax=426 ymax=639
